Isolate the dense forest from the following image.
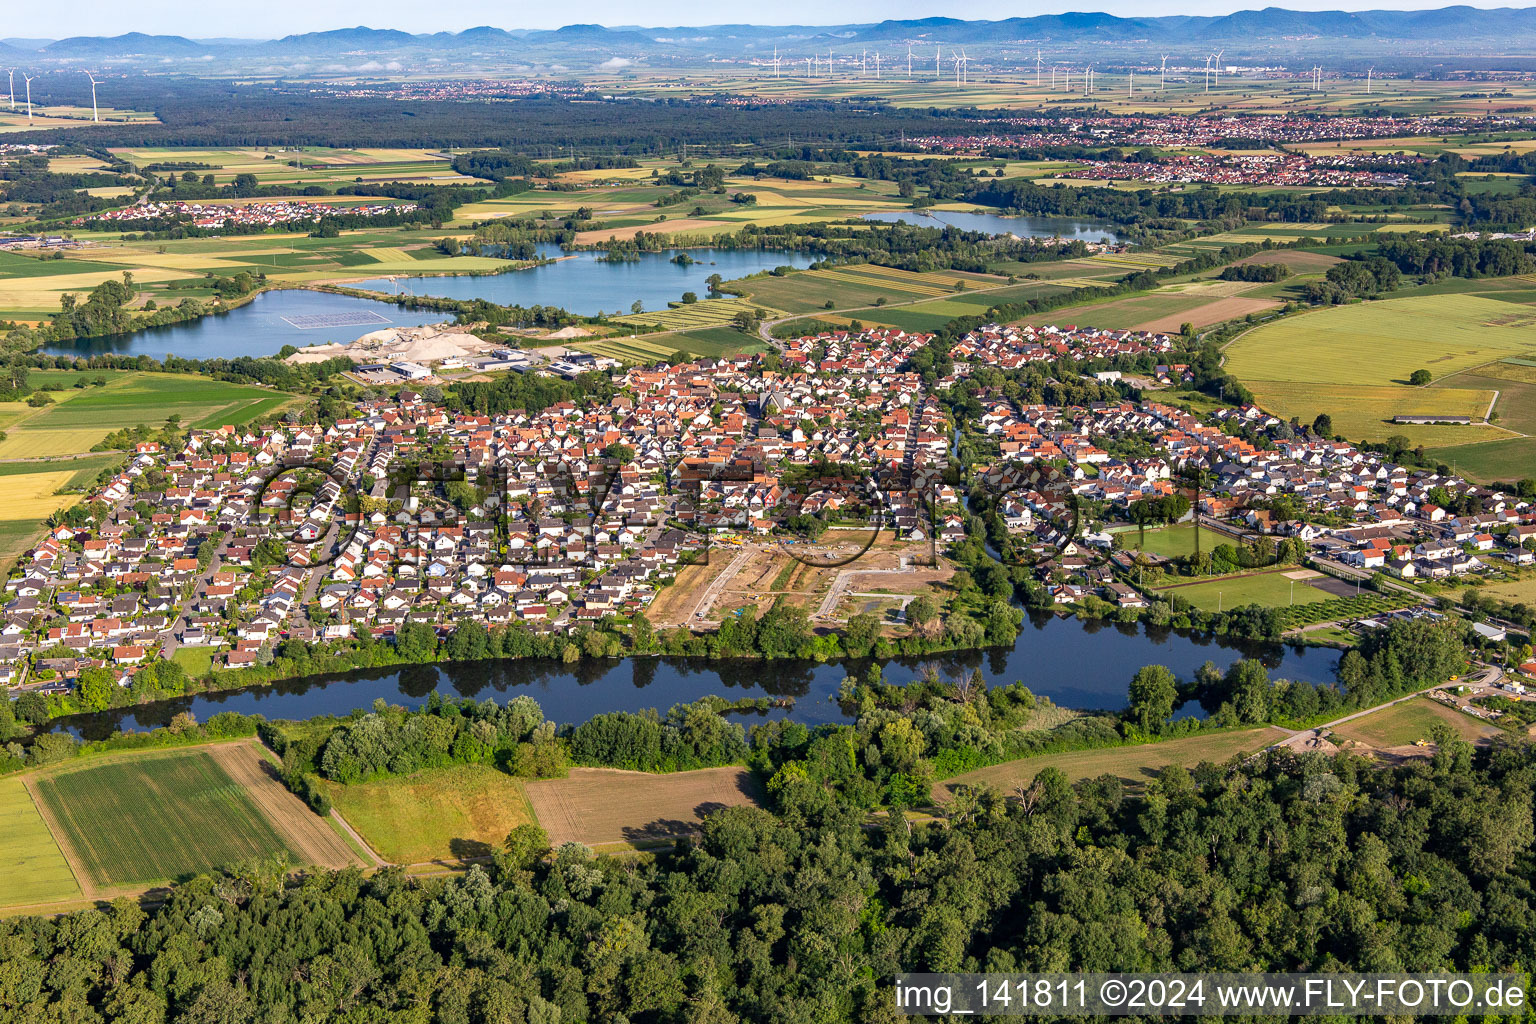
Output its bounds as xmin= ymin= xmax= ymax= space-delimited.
xmin=0 ymin=733 xmax=1531 ymax=1022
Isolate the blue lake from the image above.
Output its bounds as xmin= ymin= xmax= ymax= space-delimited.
xmin=349 ymin=244 xmax=814 ymax=315
xmin=862 ymin=209 xmax=1121 ymax=241
xmin=54 ymin=615 xmax=1338 ymax=739
xmin=39 ymin=289 xmax=454 ymax=361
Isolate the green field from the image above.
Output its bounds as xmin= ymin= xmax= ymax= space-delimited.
xmin=1154 ymin=570 xmax=1333 ymax=612
xmin=1119 ymin=523 xmax=1206 ymax=559
xmin=324 ymin=764 xmax=535 ymax=865
xmin=0 ymin=777 xmax=81 ymax=909
xmin=0 ymin=371 xmax=292 ymax=459
xmin=1227 ymin=294 xmax=1536 ymax=453
xmin=610 ymin=296 xmax=784 ymax=330
xmin=34 ymin=751 xmax=301 ymax=887
xmin=1330 ymin=697 xmax=1504 ymax=748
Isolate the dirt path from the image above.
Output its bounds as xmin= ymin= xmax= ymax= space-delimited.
xmin=205 ymin=741 xmax=358 ymax=870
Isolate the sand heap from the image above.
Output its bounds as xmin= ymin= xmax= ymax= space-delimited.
xmin=284 ymin=324 xmax=495 ymax=366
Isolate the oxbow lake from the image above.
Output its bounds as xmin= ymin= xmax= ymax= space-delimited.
xmin=41 ymin=246 xmax=815 ymax=360
xmin=861 ymin=210 xmax=1122 ymax=241
xmin=53 ymin=615 xmax=1338 ymax=740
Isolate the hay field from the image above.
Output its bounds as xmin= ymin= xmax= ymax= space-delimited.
xmin=524 ymin=766 xmax=762 ymax=849
xmin=0 ymin=777 xmax=81 ymax=910
xmin=325 ymin=764 xmax=535 ymax=866
xmin=1244 ymin=381 xmax=1510 ymax=446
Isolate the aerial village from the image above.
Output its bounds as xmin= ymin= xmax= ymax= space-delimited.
xmin=3 ymin=321 xmax=1534 ymax=697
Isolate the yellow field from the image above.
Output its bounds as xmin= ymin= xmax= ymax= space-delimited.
xmin=0 ymin=777 xmax=81 ymax=911
xmin=0 ymin=268 xmax=185 ymax=313
xmin=0 ymin=471 xmax=77 ymax=519
xmin=1244 ymin=381 xmax=1515 ymax=445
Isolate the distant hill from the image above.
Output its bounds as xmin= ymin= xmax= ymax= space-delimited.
xmin=14 ymin=9 xmax=1536 ymax=63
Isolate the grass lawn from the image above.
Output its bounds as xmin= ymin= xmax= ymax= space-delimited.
xmin=0 ymin=777 xmax=81 ymax=909
xmin=33 ymin=749 xmax=302 ymax=887
xmin=1118 ymin=523 xmax=1205 ymax=559
xmin=1331 ymin=697 xmax=1504 ymax=748
xmin=933 ymin=727 xmax=1287 ymax=799
xmin=324 ymin=764 xmax=536 ymax=865
xmin=1154 ymin=570 xmax=1333 ymax=612
xmin=169 ymin=647 xmax=214 ymax=680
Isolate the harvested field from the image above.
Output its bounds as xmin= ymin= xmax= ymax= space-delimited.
xmin=204 ymin=742 xmax=358 ymax=870
xmin=1230 ymin=249 xmax=1343 ymax=272
xmin=575 ymin=219 xmax=720 ymax=243
xmin=524 ymin=766 xmax=762 ymax=848
xmin=1134 ymin=296 xmax=1282 ymax=332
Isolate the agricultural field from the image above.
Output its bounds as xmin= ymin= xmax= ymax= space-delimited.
xmin=32 ymin=744 xmax=357 ymax=889
xmin=0 ymin=370 xmax=292 ymax=460
xmin=933 ymin=727 xmax=1288 ymax=799
xmin=1153 ymin=568 xmax=1334 ymax=612
xmin=1330 ymin=697 xmax=1504 ymax=749
xmin=0 ymin=776 xmax=80 ymax=911
xmin=1226 ymin=294 xmax=1536 ymax=452
xmin=732 ymin=264 xmax=1007 ymax=315
xmin=324 ymin=764 xmax=536 ymax=866
xmin=610 ymin=296 xmax=784 ymax=331
xmin=108 ymin=146 xmax=485 ymax=190
xmin=523 ymin=766 xmax=762 ymax=850
xmin=0 ymin=454 xmax=125 ymax=567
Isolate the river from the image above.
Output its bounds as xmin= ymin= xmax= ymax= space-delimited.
xmin=861 ymin=210 xmax=1122 ymax=241
xmin=52 ymin=615 xmax=1338 ymax=740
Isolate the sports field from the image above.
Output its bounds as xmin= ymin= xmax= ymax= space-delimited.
xmin=324 ymin=764 xmax=536 ymax=865
xmin=1119 ymin=523 xmax=1205 ymax=559
xmin=1154 ymin=569 xmax=1333 ymax=612
xmin=933 ymin=727 xmax=1287 ymax=799
xmin=33 ymin=744 xmax=357 ymax=888
xmin=524 ymin=766 xmax=763 ymax=849
xmin=0 ymin=777 xmax=81 ymax=910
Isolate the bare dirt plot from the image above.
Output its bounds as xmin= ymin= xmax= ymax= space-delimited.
xmin=204 ymin=741 xmax=359 ymax=870
xmin=1134 ymin=296 xmax=1282 ymax=333
xmin=524 ymin=766 xmax=762 ymax=848
xmin=1231 ymin=249 xmax=1343 ymax=273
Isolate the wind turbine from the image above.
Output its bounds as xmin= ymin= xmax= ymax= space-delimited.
xmin=861 ymin=49 xmax=867 ymax=78
xmin=1212 ymin=49 xmax=1224 ymax=88
xmin=953 ymin=50 xmax=962 ymax=86
xmin=23 ymin=74 xmax=35 ymax=123
xmin=907 ymin=45 xmax=914 ymax=80
xmin=935 ymin=46 xmax=942 ymax=81
xmin=960 ymin=48 xmax=969 ymax=85
xmin=772 ymin=47 xmax=780 ymax=79
xmin=84 ymin=71 xmax=100 ymax=122
xmin=1036 ymin=49 xmax=1043 ymax=87
xmin=5 ymin=70 xmax=12 ymax=112
xmin=1084 ymin=64 xmax=1093 ymax=95
xmin=1366 ymin=66 xmax=1373 ymax=94
xmin=805 ymin=56 xmax=812 ymax=77
xmin=874 ymin=52 xmax=881 ymax=79
xmin=1160 ymin=55 xmax=1168 ymax=91
xmin=1128 ymin=69 xmax=1133 ymax=98
xmin=1203 ymin=53 xmax=1213 ymax=92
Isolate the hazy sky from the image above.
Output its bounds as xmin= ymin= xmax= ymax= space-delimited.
xmin=8 ymin=0 xmax=1520 ymax=39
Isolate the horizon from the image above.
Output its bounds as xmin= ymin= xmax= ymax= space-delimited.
xmin=7 ymin=1 xmax=1535 ymax=42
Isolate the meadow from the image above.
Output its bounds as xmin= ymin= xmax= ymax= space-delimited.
xmin=33 ymin=749 xmax=307 ymax=888
xmin=0 ymin=776 xmax=80 ymax=911
xmin=1119 ymin=522 xmax=1205 ymax=559
xmin=324 ymin=764 xmax=536 ymax=865
xmin=932 ymin=727 xmax=1287 ymax=799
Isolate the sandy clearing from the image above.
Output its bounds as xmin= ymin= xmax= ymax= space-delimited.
xmin=524 ymin=766 xmax=762 ymax=847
